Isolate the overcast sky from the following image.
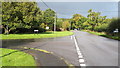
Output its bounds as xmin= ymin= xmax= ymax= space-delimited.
xmin=37 ymin=0 xmax=119 ymax=18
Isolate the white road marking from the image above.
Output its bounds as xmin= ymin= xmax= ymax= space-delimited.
xmin=77 ymin=50 xmax=81 ymax=54
xmin=76 ymin=48 xmax=80 ymax=51
xmin=78 ymin=55 xmax=83 ymax=58
xmin=73 ymin=35 xmax=86 ymax=67
xmin=71 ymin=36 xmax=73 ymax=40
xmin=80 ymin=64 xmax=86 ymax=66
xmin=79 ymin=59 xmax=85 ymax=63
xmin=78 ymin=52 xmax=82 ymax=56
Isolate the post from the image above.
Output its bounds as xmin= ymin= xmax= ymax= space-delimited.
xmin=7 ymin=21 xmax=9 ymax=35
xmin=69 ymin=21 xmax=71 ymax=31
xmin=54 ymin=12 xmax=57 ymax=33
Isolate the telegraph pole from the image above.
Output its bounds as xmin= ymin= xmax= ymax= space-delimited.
xmin=69 ymin=20 xmax=71 ymax=31
xmin=40 ymin=0 xmax=57 ymax=33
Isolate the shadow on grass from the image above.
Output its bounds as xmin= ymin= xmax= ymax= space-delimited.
xmin=0 ymin=49 xmax=29 ymax=58
xmin=100 ymin=35 xmax=110 ymax=37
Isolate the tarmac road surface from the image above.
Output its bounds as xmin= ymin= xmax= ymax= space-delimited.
xmin=2 ymin=31 xmax=119 ymax=67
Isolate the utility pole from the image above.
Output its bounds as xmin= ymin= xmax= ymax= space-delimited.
xmin=40 ymin=0 xmax=57 ymax=33
xmin=69 ymin=20 xmax=71 ymax=31
xmin=54 ymin=12 xmax=57 ymax=33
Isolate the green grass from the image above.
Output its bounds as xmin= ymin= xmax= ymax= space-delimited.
xmin=0 ymin=48 xmax=36 ymax=66
xmin=1 ymin=31 xmax=73 ymax=40
xmin=82 ymin=30 xmax=120 ymax=40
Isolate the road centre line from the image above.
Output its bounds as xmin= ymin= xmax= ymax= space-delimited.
xmin=73 ymin=35 xmax=86 ymax=67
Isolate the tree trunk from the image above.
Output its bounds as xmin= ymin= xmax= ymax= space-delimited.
xmin=92 ymin=25 xmax=95 ymax=31
xmin=4 ymin=28 xmax=9 ymax=34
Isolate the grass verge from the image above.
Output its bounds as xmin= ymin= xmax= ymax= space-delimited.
xmin=82 ymin=30 xmax=120 ymax=40
xmin=0 ymin=48 xmax=36 ymax=66
xmin=1 ymin=31 xmax=73 ymax=40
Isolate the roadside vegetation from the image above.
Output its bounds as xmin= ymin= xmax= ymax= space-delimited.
xmin=69 ymin=9 xmax=119 ymax=40
xmin=1 ymin=31 xmax=73 ymax=39
xmin=82 ymin=30 xmax=119 ymax=40
xmin=0 ymin=48 xmax=36 ymax=66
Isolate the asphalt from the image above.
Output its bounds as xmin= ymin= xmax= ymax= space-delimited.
xmin=23 ymin=49 xmax=69 ymax=66
xmin=2 ymin=35 xmax=79 ymax=66
xmin=2 ymin=30 xmax=119 ymax=67
xmin=73 ymin=31 xmax=118 ymax=66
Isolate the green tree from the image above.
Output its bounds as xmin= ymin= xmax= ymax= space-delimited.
xmin=107 ymin=18 xmax=120 ymax=36
xmin=2 ymin=2 xmax=43 ymax=34
xmin=87 ymin=9 xmax=101 ymax=31
xmin=43 ymin=9 xmax=55 ymax=30
xmin=62 ymin=20 xmax=70 ymax=30
xmin=71 ymin=14 xmax=86 ymax=29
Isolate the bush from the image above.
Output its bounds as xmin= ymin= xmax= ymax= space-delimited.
xmin=84 ymin=26 xmax=92 ymax=30
xmin=107 ymin=18 xmax=120 ymax=36
xmin=94 ymin=23 xmax=108 ymax=32
xmin=38 ymin=27 xmax=46 ymax=32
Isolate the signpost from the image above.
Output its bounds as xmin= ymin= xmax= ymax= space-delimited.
xmin=34 ymin=30 xmax=39 ymax=34
xmin=113 ymin=29 xmax=118 ymax=33
xmin=46 ymin=27 xmax=49 ymax=30
xmin=113 ymin=28 xmax=119 ymax=36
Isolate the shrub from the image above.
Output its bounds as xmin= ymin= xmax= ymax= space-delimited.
xmin=94 ymin=23 xmax=108 ymax=32
xmin=107 ymin=18 xmax=120 ymax=36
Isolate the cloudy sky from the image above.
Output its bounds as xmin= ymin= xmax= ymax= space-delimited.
xmin=37 ymin=0 xmax=119 ymax=18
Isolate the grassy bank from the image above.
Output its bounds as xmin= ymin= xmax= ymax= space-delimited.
xmin=82 ymin=30 xmax=120 ymax=40
xmin=1 ymin=31 xmax=73 ymax=40
xmin=0 ymin=48 xmax=36 ymax=66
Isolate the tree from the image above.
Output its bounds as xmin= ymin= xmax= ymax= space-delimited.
xmin=87 ymin=9 xmax=101 ymax=31
xmin=43 ymin=9 xmax=55 ymax=30
xmin=107 ymin=18 xmax=120 ymax=36
xmin=71 ymin=14 xmax=86 ymax=29
xmin=2 ymin=2 xmax=43 ymax=34
xmin=62 ymin=20 xmax=70 ymax=30
xmin=56 ymin=18 xmax=64 ymax=30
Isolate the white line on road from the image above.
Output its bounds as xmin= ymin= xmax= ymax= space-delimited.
xmin=73 ymin=35 xmax=86 ymax=67
xmin=71 ymin=36 xmax=73 ymax=40
xmin=79 ymin=55 xmax=83 ymax=58
xmin=79 ymin=59 xmax=85 ymax=63
xmin=78 ymin=52 xmax=82 ymax=56
xmin=80 ymin=64 xmax=86 ymax=66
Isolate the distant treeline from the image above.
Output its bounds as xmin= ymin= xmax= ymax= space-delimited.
xmin=57 ymin=9 xmax=119 ymax=36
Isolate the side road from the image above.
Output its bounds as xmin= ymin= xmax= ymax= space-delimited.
xmin=24 ymin=49 xmax=70 ymax=66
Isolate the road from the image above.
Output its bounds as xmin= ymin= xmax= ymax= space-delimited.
xmin=73 ymin=31 xmax=118 ymax=66
xmin=2 ymin=31 xmax=119 ymax=67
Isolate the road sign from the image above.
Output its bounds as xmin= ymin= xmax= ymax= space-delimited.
xmin=34 ymin=30 xmax=39 ymax=34
xmin=113 ymin=29 xmax=118 ymax=33
xmin=46 ymin=27 xmax=49 ymax=29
